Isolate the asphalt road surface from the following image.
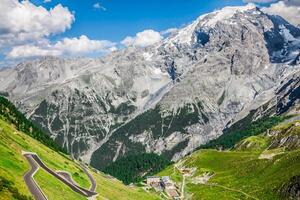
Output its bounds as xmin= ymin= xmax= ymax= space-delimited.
xmin=80 ymin=163 xmax=97 ymax=192
xmin=23 ymin=153 xmax=98 ymax=199
xmin=57 ymin=171 xmax=75 ymax=184
xmin=23 ymin=154 xmax=48 ymax=200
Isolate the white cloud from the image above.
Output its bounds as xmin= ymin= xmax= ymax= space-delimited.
xmin=161 ymin=28 xmax=178 ymax=35
xmin=0 ymin=0 xmax=120 ymax=66
xmin=121 ymin=29 xmax=163 ymax=47
xmin=7 ymin=35 xmax=116 ymax=59
xmin=0 ymin=1 xmax=118 ymax=65
xmin=0 ymin=0 xmax=74 ymax=47
xmin=93 ymin=2 xmax=106 ymax=11
xmin=54 ymin=35 xmax=115 ymax=54
xmin=243 ymin=0 xmax=277 ymax=3
xmin=243 ymin=1 xmax=300 ymax=25
xmin=121 ymin=37 xmax=135 ymax=47
xmin=262 ymin=1 xmax=300 ymax=25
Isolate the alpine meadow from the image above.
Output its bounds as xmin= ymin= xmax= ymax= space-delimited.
xmin=0 ymin=0 xmax=300 ymax=199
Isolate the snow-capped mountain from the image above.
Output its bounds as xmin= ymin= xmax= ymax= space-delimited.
xmin=1 ymin=5 xmax=300 ymax=169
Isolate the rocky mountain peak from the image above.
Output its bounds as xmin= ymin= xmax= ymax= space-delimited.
xmin=0 ymin=5 xmax=300 ymax=169
xmin=162 ymin=4 xmax=260 ymax=47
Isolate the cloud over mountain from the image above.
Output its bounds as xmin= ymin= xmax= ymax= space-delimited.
xmin=0 ymin=0 xmax=117 ymax=64
xmin=0 ymin=0 xmax=74 ymax=47
xmin=7 ymin=35 xmax=116 ymax=59
xmin=121 ymin=30 xmax=163 ymax=47
xmin=262 ymin=1 xmax=300 ymax=25
xmin=244 ymin=0 xmax=300 ymax=26
xmin=243 ymin=0 xmax=277 ymax=3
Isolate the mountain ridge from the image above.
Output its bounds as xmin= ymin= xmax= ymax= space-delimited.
xmin=0 ymin=97 xmax=159 ymax=200
xmin=0 ymin=5 xmax=300 ymax=170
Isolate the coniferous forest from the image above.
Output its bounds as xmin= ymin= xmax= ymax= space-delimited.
xmin=103 ymin=153 xmax=171 ymax=184
xmin=200 ymin=115 xmax=287 ymax=150
xmin=0 ymin=96 xmax=66 ymax=153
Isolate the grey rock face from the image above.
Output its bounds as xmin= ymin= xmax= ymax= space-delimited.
xmin=1 ymin=5 xmax=300 ymax=168
xmin=280 ymin=176 xmax=300 ymax=199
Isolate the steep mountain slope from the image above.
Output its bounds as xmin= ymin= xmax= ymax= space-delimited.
xmin=0 ymin=55 xmax=170 ymax=163
xmin=0 ymin=96 xmax=64 ymax=153
xmin=0 ymin=98 xmax=158 ymax=200
xmin=158 ymin=119 xmax=300 ymax=200
xmin=0 ymin=5 xmax=300 ymax=170
xmin=90 ymin=5 xmax=300 ymax=169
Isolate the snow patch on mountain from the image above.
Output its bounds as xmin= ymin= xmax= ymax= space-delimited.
xmin=164 ymin=4 xmax=257 ymax=46
xmin=280 ymin=25 xmax=297 ymax=42
xmin=1 ymin=5 xmax=300 ymax=168
xmin=201 ymin=4 xmax=257 ymax=27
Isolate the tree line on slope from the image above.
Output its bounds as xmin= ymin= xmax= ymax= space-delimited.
xmin=200 ymin=115 xmax=288 ymax=150
xmin=0 ymin=96 xmax=66 ymax=153
xmin=103 ymin=153 xmax=171 ymax=185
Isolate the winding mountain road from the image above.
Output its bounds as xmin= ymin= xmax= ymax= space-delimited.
xmin=56 ymin=171 xmax=76 ymax=184
xmin=23 ymin=152 xmax=98 ymax=199
xmin=23 ymin=154 xmax=48 ymax=200
xmin=79 ymin=163 xmax=97 ymax=192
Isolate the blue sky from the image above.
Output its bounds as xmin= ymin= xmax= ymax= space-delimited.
xmin=36 ymin=0 xmax=245 ymax=42
xmin=0 ymin=0 xmax=298 ymax=66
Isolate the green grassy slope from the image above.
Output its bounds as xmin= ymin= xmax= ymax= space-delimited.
xmin=0 ymin=118 xmax=158 ymax=200
xmin=158 ymin=120 xmax=300 ymax=200
xmin=34 ymin=169 xmax=86 ymax=200
xmin=200 ymin=115 xmax=287 ymax=150
xmin=0 ymin=96 xmax=65 ymax=153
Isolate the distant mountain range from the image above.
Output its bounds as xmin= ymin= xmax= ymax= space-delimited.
xmin=0 ymin=4 xmax=300 ymax=170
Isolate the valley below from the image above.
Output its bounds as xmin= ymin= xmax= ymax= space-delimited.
xmin=0 ymin=3 xmax=300 ymax=200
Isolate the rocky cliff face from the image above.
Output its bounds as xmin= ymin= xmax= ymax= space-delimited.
xmin=0 ymin=54 xmax=170 ymax=162
xmin=280 ymin=175 xmax=300 ymax=199
xmin=0 ymin=5 xmax=300 ymax=169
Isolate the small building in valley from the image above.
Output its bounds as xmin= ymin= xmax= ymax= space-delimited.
xmin=146 ymin=176 xmax=180 ymax=199
xmin=146 ymin=176 xmax=163 ymax=191
xmin=146 ymin=176 xmax=161 ymax=185
xmin=165 ymin=188 xmax=180 ymax=199
xmin=161 ymin=176 xmax=175 ymax=189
